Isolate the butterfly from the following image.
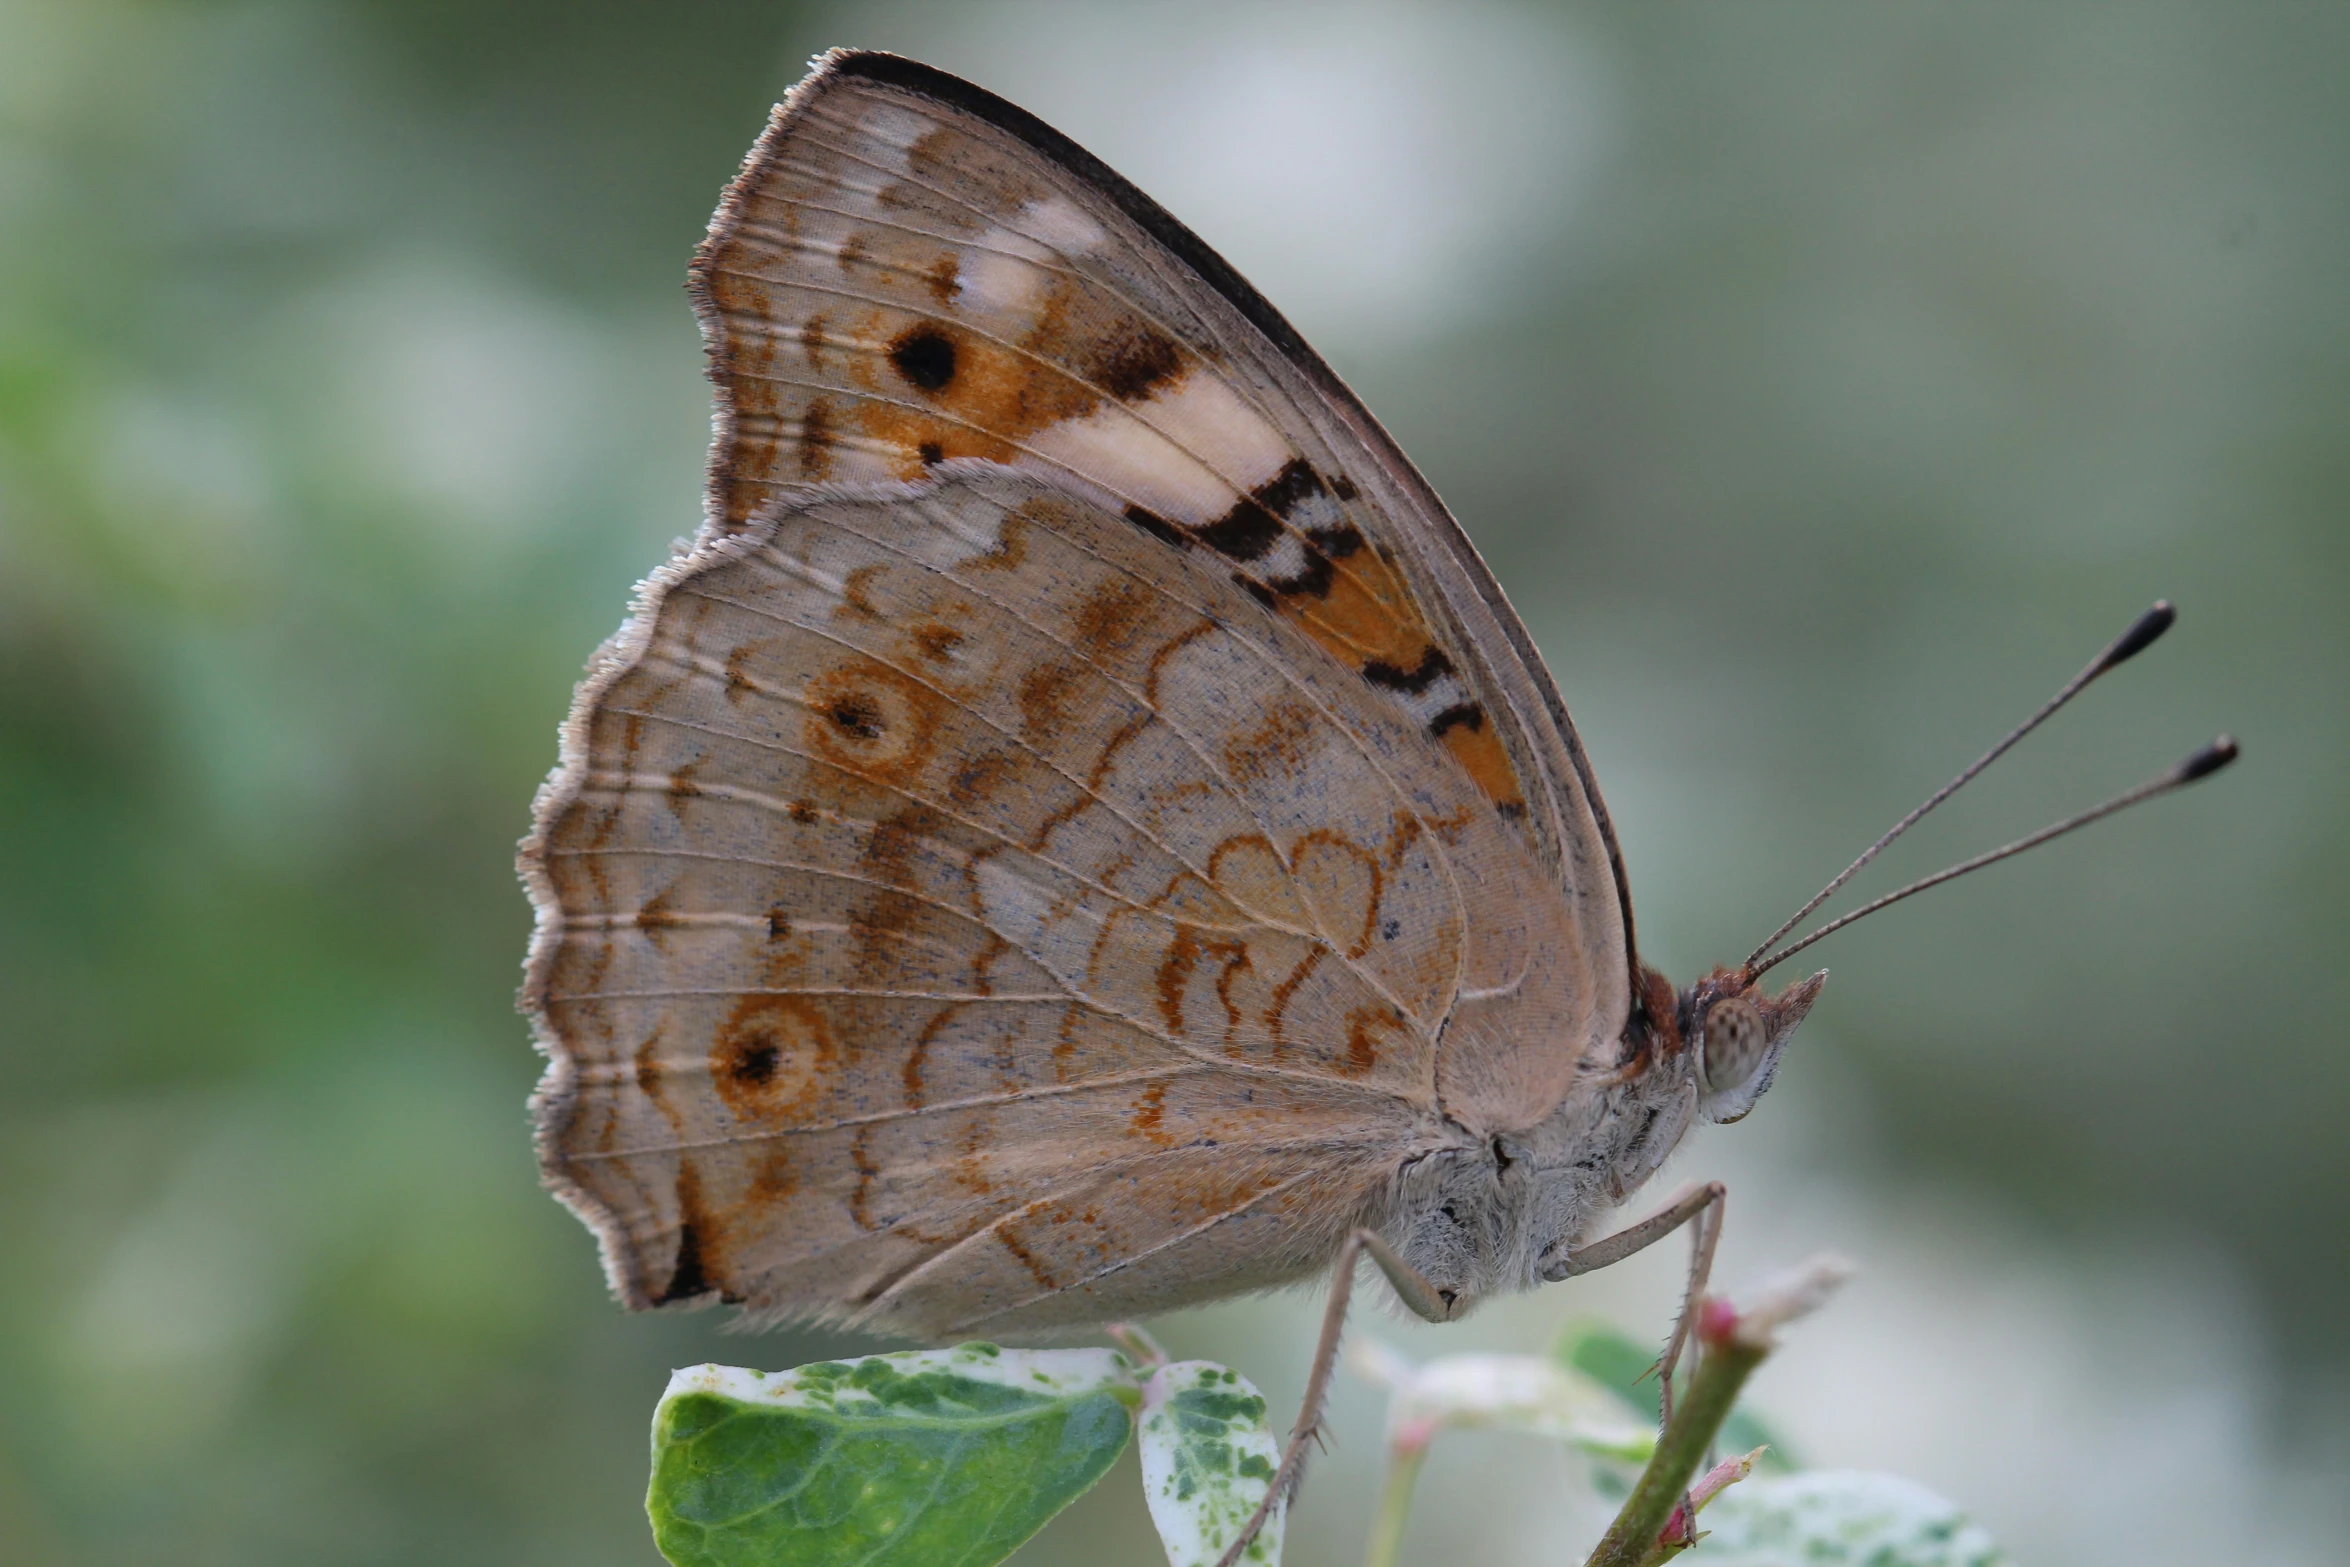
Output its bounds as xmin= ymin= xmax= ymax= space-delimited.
xmin=518 ymin=47 xmax=2231 ymax=1557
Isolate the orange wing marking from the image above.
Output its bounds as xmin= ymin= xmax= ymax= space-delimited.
xmin=801 ymin=496 xmax=1475 ymax=1024
xmin=705 ymin=116 xmax=1530 ymax=817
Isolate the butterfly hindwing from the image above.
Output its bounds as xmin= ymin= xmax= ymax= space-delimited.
xmin=529 ymin=470 xmax=1596 ymax=1331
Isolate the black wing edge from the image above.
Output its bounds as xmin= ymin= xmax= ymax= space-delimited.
xmin=733 ymin=47 xmax=1645 ymax=992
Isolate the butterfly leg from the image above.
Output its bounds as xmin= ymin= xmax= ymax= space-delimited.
xmin=1211 ymin=1227 xmax=1445 ymax=1567
xmin=1544 ymin=1181 xmax=1726 ymax=1423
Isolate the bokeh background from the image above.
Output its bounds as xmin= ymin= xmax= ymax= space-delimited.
xmin=3 ymin=2 xmax=2344 ymax=1563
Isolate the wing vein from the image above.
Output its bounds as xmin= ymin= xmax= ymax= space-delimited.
xmin=807 ymin=484 xmax=1461 ymax=1032
xmin=569 ymin=1066 xmax=1403 ymax=1163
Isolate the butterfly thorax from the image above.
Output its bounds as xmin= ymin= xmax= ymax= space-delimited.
xmin=1380 ymin=963 xmax=1825 ymax=1315
xmin=1377 ymin=968 xmax=1676 ymax=1311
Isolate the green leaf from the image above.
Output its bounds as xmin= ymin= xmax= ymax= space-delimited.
xmin=1551 ymin=1319 xmax=1796 ymax=1471
xmin=1693 ymin=1471 xmax=2009 ymax=1566
xmin=1554 ymin=1318 xmax=1656 ymax=1398
xmin=648 ymin=1346 xmax=1138 ymax=1567
xmin=1137 ymin=1360 xmax=1285 ymax=1567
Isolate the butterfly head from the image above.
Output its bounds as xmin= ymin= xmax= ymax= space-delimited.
xmin=1675 ymin=965 xmax=1828 ymax=1125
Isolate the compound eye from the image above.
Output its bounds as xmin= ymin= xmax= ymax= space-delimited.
xmin=1701 ymin=996 xmax=1768 ymax=1092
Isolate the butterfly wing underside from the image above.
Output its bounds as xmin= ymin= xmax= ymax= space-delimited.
xmin=521 ymin=52 xmax=1637 ymax=1336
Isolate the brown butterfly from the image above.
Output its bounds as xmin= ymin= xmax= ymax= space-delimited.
xmin=518 ymin=49 xmax=2233 ymax=1558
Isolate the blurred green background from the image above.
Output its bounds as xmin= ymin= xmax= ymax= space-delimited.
xmin=3 ymin=3 xmax=2344 ymax=1564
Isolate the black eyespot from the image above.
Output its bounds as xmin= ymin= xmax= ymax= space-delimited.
xmin=889 ymin=327 xmax=957 ymax=391
xmin=829 ymin=694 xmax=884 ymax=739
xmin=731 ymin=1039 xmax=779 ymax=1085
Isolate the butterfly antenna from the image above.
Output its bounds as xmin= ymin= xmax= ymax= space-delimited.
xmin=1742 ymin=600 xmax=2179 ymax=972
xmin=1749 ymin=734 xmax=2236 ymax=978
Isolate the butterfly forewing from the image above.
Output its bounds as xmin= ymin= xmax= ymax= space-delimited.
xmin=695 ymin=58 xmax=1623 ymax=882
xmin=523 ymin=52 xmax=1640 ymax=1335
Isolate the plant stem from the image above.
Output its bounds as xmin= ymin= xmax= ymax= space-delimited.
xmin=1581 ymin=1332 xmax=1768 ymax=1567
xmin=1361 ymin=1442 xmax=1429 ymax=1567
xmin=1103 ymin=1321 xmax=1169 ymax=1370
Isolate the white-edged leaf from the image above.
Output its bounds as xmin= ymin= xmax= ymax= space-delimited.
xmin=1138 ymin=1360 xmax=1284 ymax=1567
xmin=1696 ymin=1471 xmax=2009 ymax=1566
xmin=1348 ymin=1342 xmax=1653 ymax=1461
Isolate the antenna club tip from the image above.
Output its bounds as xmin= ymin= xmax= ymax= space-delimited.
xmin=2179 ymin=734 xmax=2239 ymax=782
xmin=2098 ymin=601 xmax=2178 ymax=672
